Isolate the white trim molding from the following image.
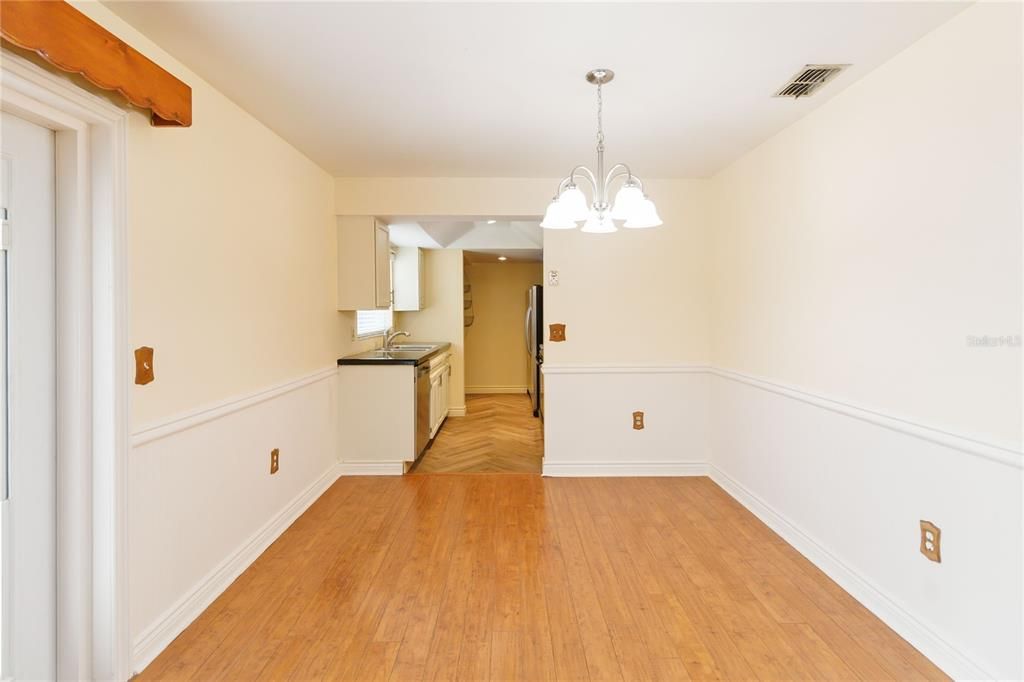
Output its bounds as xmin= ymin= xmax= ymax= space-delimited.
xmin=543 ymin=461 xmax=707 ymax=477
xmin=2 ymin=49 xmax=131 ymax=681
xmin=448 ymin=405 xmax=467 ymax=417
xmin=710 ymin=367 xmax=1022 ymax=469
xmin=338 ymin=461 xmax=406 ymax=476
xmin=130 ymin=463 xmax=342 ymax=674
xmin=131 ymin=367 xmax=337 ymax=447
xmin=708 ymin=464 xmax=993 ymax=681
xmin=542 ymin=363 xmax=1022 ymax=468
xmin=542 ymin=363 xmax=710 ymax=375
xmin=465 ymin=385 xmax=527 ymax=394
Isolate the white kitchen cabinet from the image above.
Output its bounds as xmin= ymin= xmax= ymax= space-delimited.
xmin=336 ymin=215 xmax=392 ymax=310
xmin=428 ymin=352 xmax=451 ymax=438
xmin=393 ymin=246 xmax=426 ymax=311
xmin=337 ymin=364 xmax=415 ymax=472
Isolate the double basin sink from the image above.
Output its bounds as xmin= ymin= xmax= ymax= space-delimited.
xmin=338 ymin=342 xmax=451 ymax=367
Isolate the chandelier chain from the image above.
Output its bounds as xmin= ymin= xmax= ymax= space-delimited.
xmin=596 ymin=83 xmax=605 ymax=152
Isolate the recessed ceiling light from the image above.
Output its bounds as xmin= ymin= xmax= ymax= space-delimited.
xmin=486 ymin=220 xmax=497 ymax=224
xmin=497 ymin=256 xmax=508 ymax=261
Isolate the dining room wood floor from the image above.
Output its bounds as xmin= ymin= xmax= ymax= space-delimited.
xmin=137 ymin=475 xmax=946 ymax=681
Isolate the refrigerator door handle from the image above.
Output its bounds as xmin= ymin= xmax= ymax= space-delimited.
xmin=524 ymin=306 xmax=533 ymax=357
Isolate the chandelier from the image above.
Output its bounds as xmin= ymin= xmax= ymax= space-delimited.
xmin=541 ymin=69 xmax=662 ymax=233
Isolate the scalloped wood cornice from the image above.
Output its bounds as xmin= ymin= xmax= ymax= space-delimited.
xmin=0 ymin=0 xmax=191 ymax=127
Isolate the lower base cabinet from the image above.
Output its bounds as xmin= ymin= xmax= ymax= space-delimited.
xmin=428 ymin=354 xmax=451 ymax=438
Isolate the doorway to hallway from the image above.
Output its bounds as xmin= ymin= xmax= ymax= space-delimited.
xmin=411 ymin=394 xmax=543 ymax=473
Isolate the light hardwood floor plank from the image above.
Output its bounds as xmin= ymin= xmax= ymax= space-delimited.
xmin=136 ymin=475 xmax=949 ymax=682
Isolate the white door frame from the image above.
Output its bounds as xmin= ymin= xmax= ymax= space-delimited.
xmin=1 ymin=51 xmax=130 ymax=680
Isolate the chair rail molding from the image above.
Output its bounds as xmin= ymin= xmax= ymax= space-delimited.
xmin=710 ymin=367 xmax=1022 ymax=469
xmin=542 ymin=363 xmax=1022 ymax=468
xmin=131 ymin=366 xmax=338 ymax=447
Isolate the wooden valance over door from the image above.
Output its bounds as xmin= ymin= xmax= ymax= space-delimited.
xmin=0 ymin=0 xmax=192 ymax=127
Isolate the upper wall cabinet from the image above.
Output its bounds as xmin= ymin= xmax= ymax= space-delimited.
xmin=337 ymin=216 xmax=391 ymax=310
xmin=393 ymin=246 xmax=426 ymax=311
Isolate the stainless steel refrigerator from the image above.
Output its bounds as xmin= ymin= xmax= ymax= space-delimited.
xmin=524 ymin=285 xmax=543 ymax=418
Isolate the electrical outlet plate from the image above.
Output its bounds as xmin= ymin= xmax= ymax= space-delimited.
xmin=632 ymin=411 xmax=645 ymax=430
xmin=548 ymin=270 xmax=559 ymax=287
xmin=920 ymin=520 xmax=941 ymax=562
xmin=270 ymin=448 xmax=280 ymax=475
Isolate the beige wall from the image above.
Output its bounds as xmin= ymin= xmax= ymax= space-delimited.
xmin=335 ymin=177 xmax=711 ymax=366
xmin=464 ymin=262 xmax=543 ymax=391
xmin=708 ymin=1 xmax=1021 ymax=446
xmin=66 ymin=2 xmax=373 ymax=650
xmin=543 ymin=179 xmax=709 ymax=365
xmin=395 ymin=250 xmax=466 ymax=410
xmin=705 ymin=6 xmax=1022 ymax=677
xmin=74 ymin=2 xmax=367 ymax=428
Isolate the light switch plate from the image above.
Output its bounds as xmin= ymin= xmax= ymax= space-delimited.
xmin=134 ymin=346 xmax=154 ymax=385
xmin=270 ymin=448 xmax=280 ymax=475
xmin=549 ymin=323 xmax=566 ymax=342
xmin=548 ymin=270 xmax=559 ymax=287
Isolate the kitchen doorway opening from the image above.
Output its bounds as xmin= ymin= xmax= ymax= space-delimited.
xmin=384 ymin=219 xmax=545 ymax=474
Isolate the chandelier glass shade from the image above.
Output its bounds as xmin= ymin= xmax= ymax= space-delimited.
xmin=541 ymin=69 xmax=662 ymax=233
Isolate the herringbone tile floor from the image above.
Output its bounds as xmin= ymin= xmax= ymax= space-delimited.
xmin=411 ymin=394 xmax=543 ymax=474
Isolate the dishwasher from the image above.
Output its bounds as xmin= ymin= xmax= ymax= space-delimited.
xmin=414 ymin=363 xmax=431 ymax=458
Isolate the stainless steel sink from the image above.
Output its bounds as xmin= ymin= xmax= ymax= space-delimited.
xmin=388 ymin=344 xmax=436 ymax=351
xmin=368 ymin=350 xmax=422 ymax=359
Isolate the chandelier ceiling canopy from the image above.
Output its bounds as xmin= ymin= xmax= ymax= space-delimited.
xmin=541 ymin=69 xmax=662 ymax=233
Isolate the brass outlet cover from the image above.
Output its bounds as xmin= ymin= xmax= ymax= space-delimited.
xmin=270 ymin=448 xmax=280 ymax=475
xmin=549 ymin=323 xmax=566 ymax=342
xmin=919 ymin=520 xmax=941 ymax=562
xmin=134 ymin=346 xmax=154 ymax=385
xmin=632 ymin=411 xmax=645 ymax=430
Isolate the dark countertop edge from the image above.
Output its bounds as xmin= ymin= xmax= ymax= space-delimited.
xmin=337 ymin=343 xmax=451 ymax=367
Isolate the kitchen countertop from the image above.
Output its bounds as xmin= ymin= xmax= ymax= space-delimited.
xmin=338 ymin=341 xmax=451 ymax=367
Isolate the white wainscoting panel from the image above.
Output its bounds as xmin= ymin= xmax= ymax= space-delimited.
xmin=709 ymin=370 xmax=1022 ymax=680
xmin=128 ymin=368 xmax=341 ymax=674
xmin=542 ymin=365 xmax=710 ymax=476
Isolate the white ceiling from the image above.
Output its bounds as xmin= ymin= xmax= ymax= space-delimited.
xmin=106 ymin=1 xmax=966 ymax=178
xmin=389 ymin=220 xmax=542 ymax=251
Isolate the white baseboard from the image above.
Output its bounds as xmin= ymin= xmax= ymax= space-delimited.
xmin=131 ymin=462 xmax=341 ymax=674
xmin=448 ymin=405 xmax=467 ymax=417
xmin=465 ymin=386 xmax=527 ymax=394
xmin=543 ymin=461 xmax=708 ymax=477
xmin=338 ymin=460 xmax=406 ymax=476
xmin=708 ymin=464 xmax=991 ymax=681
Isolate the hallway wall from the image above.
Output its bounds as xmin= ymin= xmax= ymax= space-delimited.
xmin=464 ymin=262 xmax=543 ymax=393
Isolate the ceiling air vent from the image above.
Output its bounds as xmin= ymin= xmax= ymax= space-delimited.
xmin=774 ymin=64 xmax=849 ymax=99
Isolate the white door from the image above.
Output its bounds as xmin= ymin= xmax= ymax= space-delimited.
xmin=0 ymin=111 xmax=57 ymax=680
